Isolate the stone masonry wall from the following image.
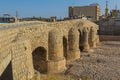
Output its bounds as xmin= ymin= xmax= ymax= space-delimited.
xmin=0 ymin=19 xmax=99 ymax=80
xmin=0 ymin=28 xmax=18 ymax=76
xmin=11 ymin=39 xmax=34 ymax=80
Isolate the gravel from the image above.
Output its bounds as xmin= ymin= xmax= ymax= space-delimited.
xmin=65 ymin=41 xmax=120 ymax=80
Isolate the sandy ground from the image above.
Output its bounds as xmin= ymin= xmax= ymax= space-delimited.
xmin=41 ymin=41 xmax=120 ymax=80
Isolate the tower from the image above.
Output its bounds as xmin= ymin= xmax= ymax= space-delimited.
xmin=105 ymin=1 xmax=109 ymax=17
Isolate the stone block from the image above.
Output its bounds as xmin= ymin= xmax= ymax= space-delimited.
xmin=67 ymin=50 xmax=80 ymax=60
xmin=47 ymin=58 xmax=66 ymax=73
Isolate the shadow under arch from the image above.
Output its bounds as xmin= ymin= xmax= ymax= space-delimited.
xmin=78 ymin=29 xmax=84 ymax=51
xmin=63 ymin=36 xmax=68 ymax=59
xmin=32 ymin=46 xmax=47 ymax=74
xmin=0 ymin=62 xmax=13 ymax=80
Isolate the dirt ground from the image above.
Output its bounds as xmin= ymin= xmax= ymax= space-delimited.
xmin=41 ymin=41 xmax=120 ymax=80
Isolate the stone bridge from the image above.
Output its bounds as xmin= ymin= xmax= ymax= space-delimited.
xmin=0 ymin=19 xmax=99 ymax=80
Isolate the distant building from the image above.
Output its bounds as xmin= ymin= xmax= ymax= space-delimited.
xmin=69 ymin=3 xmax=101 ymax=21
xmin=0 ymin=14 xmax=18 ymax=23
xmin=21 ymin=16 xmax=57 ymax=22
xmin=99 ymin=17 xmax=120 ymax=35
xmin=99 ymin=1 xmax=120 ymax=35
xmin=48 ymin=16 xmax=57 ymax=22
xmin=110 ymin=10 xmax=120 ymax=18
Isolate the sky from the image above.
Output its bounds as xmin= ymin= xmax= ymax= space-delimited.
xmin=0 ymin=0 xmax=120 ymax=19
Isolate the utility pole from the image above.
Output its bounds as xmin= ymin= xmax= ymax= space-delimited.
xmin=16 ymin=11 xmax=19 ymax=19
xmin=115 ymin=5 xmax=117 ymax=10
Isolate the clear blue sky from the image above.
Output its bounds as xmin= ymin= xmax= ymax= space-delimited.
xmin=0 ymin=0 xmax=120 ymax=18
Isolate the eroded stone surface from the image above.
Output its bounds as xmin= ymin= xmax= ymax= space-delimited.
xmin=0 ymin=19 xmax=99 ymax=80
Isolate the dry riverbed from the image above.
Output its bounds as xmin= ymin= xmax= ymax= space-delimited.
xmin=41 ymin=41 xmax=120 ymax=80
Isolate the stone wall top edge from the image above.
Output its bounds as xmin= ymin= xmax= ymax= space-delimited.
xmin=0 ymin=19 xmax=98 ymax=33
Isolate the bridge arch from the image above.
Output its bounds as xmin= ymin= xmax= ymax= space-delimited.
xmin=63 ymin=36 xmax=68 ymax=59
xmin=48 ymin=29 xmax=64 ymax=60
xmin=82 ymin=27 xmax=90 ymax=51
xmin=32 ymin=46 xmax=47 ymax=74
xmin=78 ymin=29 xmax=83 ymax=51
xmin=48 ymin=29 xmax=66 ymax=73
xmin=0 ymin=62 xmax=13 ymax=80
xmin=67 ymin=27 xmax=80 ymax=60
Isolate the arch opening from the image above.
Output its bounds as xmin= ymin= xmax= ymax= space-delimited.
xmin=0 ymin=62 xmax=13 ymax=80
xmin=32 ymin=46 xmax=47 ymax=74
xmin=63 ymin=36 xmax=68 ymax=59
xmin=78 ymin=29 xmax=83 ymax=51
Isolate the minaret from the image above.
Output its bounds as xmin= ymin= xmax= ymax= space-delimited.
xmin=105 ymin=1 xmax=109 ymax=17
